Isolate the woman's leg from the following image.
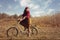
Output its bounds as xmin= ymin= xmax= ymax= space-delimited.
xmin=27 ymin=19 xmax=30 ymax=37
xmin=24 ymin=27 xmax=27 ymax=31
xmin=27 ymin=26 xmax=30 ymax=37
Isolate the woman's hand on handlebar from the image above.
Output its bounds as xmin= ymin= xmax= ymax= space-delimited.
xmin=17 ymin=16 xmax=26 ymax=22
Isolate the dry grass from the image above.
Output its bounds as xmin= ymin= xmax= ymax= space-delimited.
xmin=0 ymin=13 xmax=60 ymax=40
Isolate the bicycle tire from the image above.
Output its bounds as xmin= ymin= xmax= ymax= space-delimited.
xmin=7 ymin=27 xmax=18 ymax=37
xmin=30 ymin=25 xmax=38 ymax=35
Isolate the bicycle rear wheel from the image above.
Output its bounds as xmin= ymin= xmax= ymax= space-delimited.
xmin=30 ymin=25 xmax=38 ymax=35
xmin=7 ymin=27 xmax=18 ymax=37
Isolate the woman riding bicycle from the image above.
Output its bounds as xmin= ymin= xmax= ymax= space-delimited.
xmin=7 ymin=7 xmax=38 ymax=37
xmin=19 ymin=7 xmax=31 ymax=36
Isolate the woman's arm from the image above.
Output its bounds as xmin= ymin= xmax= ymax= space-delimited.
xmin=22 ymin=16 xmax=27 ymax=20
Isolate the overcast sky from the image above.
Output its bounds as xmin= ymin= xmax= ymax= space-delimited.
xmin=0 ymin=0 xmax=60 ymax=17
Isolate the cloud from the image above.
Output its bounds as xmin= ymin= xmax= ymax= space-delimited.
xmin=47 ymin=9 xmax=55 ymax=14
xmin=20 ymin=0 xmax=31 ymax=7
xmin=14 ymin=6 xmax=19 ymax=9
xmin=20 ymin=0 xmax=40 ymax=10
xmin=14 ymin=0 xmax=17 ymax=2
xmin=31 ymin=10 xmax=45 ymax=17
xmin=20 ymin=0 xmax=40 ymax=9
xmin=42 ymin=0 xmax=52 ymax=9
xmin=19 ymin=0 xmax=54 ymax=17
xmin=0 ymin=5 xmax=2 ymax=8
xmin=32 ymin=9 xmax=55 ymax=17
xmin=20 ymin=0 xmax=40 ymax=17
xmin=58 ymin=3 xmax=60 ymax=6
xmin=28 ymin=4 xmax=40 ymax=10
xmin=8 ymin=5 xmax=12 ymax=10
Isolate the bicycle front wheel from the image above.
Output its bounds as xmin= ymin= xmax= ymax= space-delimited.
xmin=7 ymin=27 xmax=18 ymax=37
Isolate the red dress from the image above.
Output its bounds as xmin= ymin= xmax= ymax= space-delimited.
xmin=20 ymin=11 xmax=30 ymax=28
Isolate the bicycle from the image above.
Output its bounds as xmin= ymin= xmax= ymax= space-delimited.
xmin=6 ymin=20 xmax=38 ymax=37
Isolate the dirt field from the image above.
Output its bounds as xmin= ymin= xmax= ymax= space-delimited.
xmin=0 ymin=18 xmax=60 ymax=40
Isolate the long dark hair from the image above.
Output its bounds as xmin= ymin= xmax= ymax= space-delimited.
xmin=22 ymin=7 xmax=29 ymax=17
